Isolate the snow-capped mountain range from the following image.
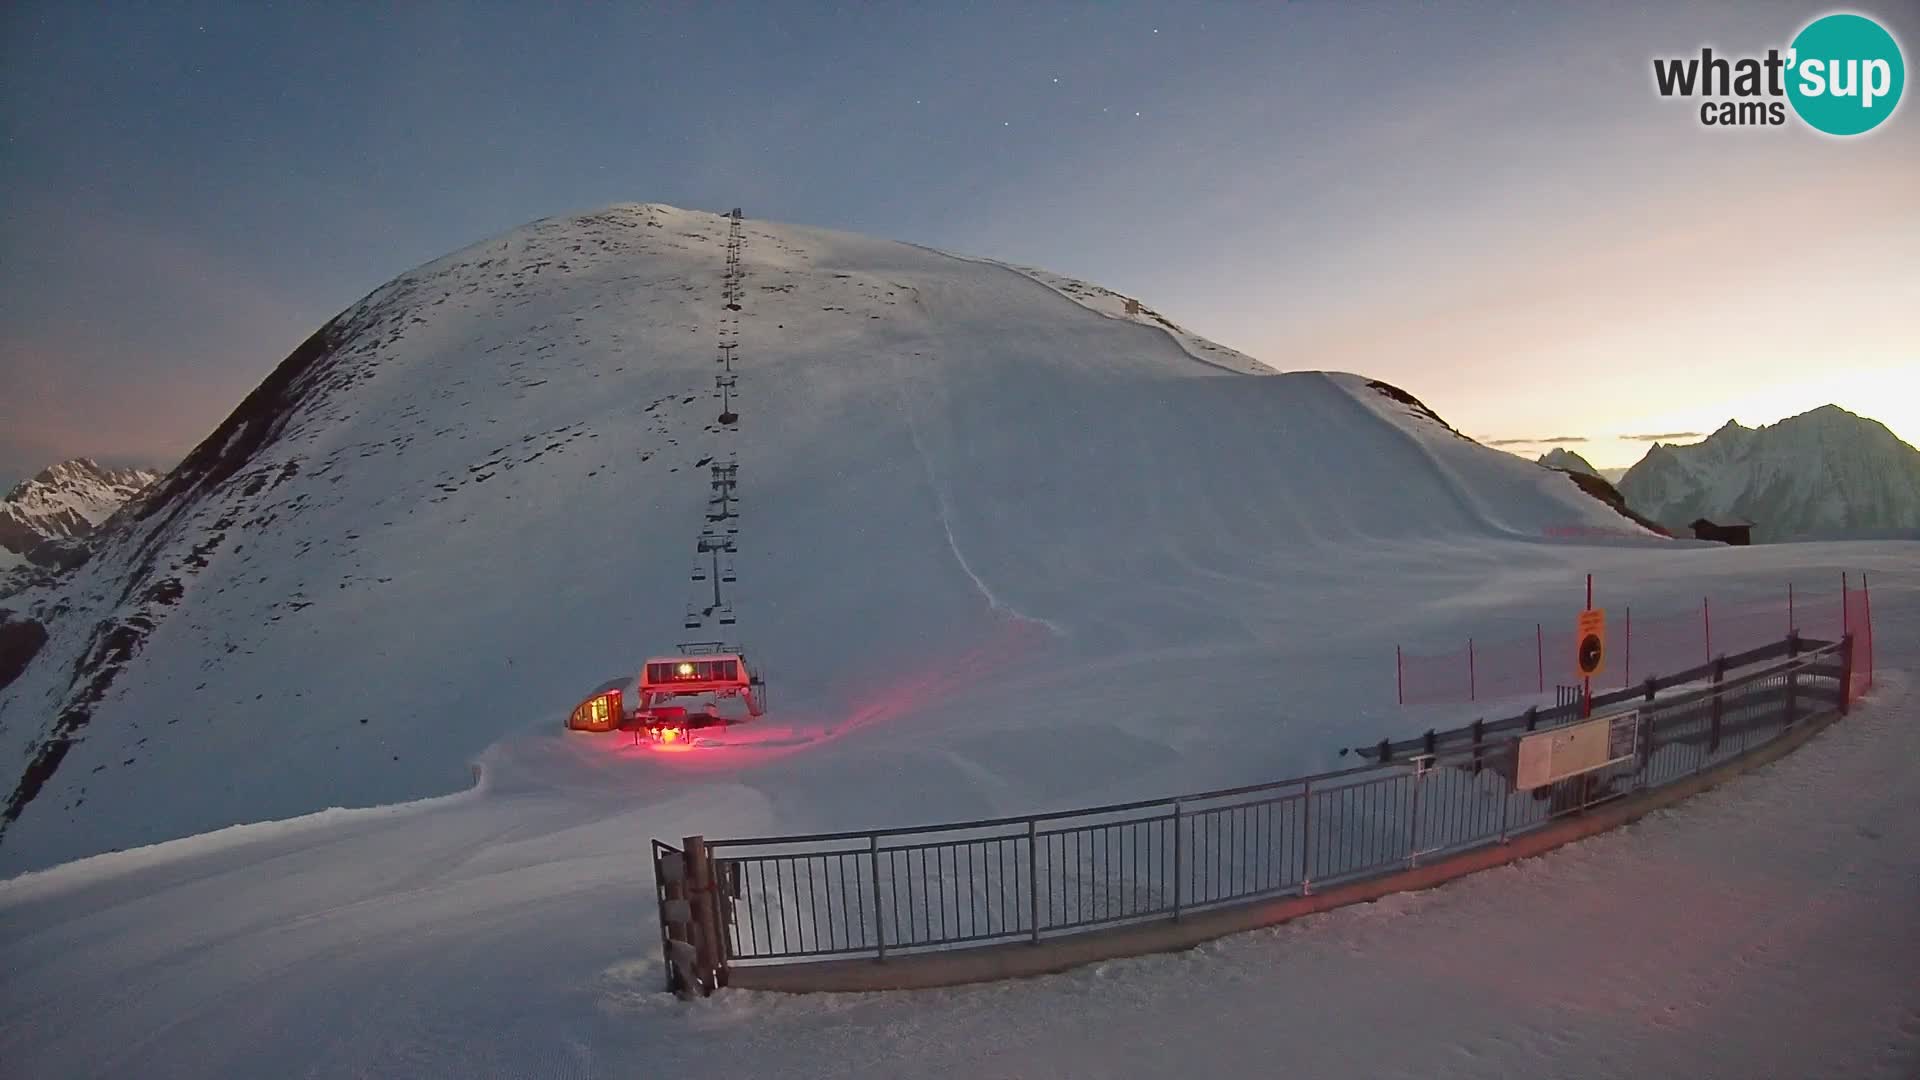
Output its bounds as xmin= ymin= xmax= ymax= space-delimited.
xmin=1617 ymin=406 xmax=1920 ymax=541
xmin=0 ymin=460 xmax=162 ymax=571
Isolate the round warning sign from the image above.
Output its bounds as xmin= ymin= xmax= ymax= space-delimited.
xmin=1576 ymin=608 xmax=1607 ymax=677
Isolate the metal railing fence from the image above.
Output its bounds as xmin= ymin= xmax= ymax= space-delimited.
xmin=700 ymin=635 xmax=1851 ymax=970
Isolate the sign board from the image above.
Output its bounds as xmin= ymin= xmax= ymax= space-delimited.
xmin=1514 ymin=710 xmax=1638 ymax=790
xmin=1576 ymin=607 xmax=1607 ymax=678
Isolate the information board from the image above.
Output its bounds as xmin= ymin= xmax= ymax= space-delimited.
xmin=1514 ymin=710 xmax=1639 ymax=790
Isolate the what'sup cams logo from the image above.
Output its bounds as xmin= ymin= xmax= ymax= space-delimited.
xmin=1653 ymin=11 xmax=1904 ymax=134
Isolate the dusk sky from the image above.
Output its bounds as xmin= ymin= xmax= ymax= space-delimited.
xmin=3 ymin=1 xmax=1916 ymax=488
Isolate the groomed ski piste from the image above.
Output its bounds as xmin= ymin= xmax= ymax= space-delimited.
xmin=1 ymin=206 xmax=1914 ymax=1077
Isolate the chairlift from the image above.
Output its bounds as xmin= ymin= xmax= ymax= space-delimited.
xmin=717 ymin=604 xmax=737 ymax=626
xmin=690 ymin=556 xmax=708 ymax=582
xmin=721 ymin=558 xmax=737 ymax=584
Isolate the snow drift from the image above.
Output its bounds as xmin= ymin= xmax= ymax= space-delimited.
xmin=0 ymin=204 xmax=1661 ymax=873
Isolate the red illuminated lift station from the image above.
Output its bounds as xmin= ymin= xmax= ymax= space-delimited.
xmin=567 ymin=643 xmax=767 ymax=744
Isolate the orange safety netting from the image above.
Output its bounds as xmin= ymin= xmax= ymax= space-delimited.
xmin=1844 ymin=584 xmax=1874 ymax=700
xmin=1397 ymin=580 xmax=1861 ymax=706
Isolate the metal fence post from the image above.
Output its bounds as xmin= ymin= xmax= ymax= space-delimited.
xmin=1498 ymin=744 xmax=1514 ymax=842
xmin=1027 ymin=818 xmax=1040 ymax=943
xmin=1784 ymin=631 xmax=1800 ymax=729
xmin=1172 ymin=801 xmax=1184 ymax=919
xmin=1706 ymin=655 xmax=1726 ymax=761
xmin=1839 ymin=633 xmax=1855 ymax=714
xmin=1300 ymin=782 xmax=1313 ymax=896
xmin=1406 ymin=765 xmax=1423 ymax=867
xmin=1636 ymin=711 xmax=1653 ymax=792
xmin=870 ymin=833 xmax=886 ymax=962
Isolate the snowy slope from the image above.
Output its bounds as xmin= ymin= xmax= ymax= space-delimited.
xmin=0 ymin=459 xmax=160 ymax=561
xmin=1619 ymin=407 xmax=1920 ymax=541
xmin=0 ymin=550 xmax=1911 ymax=1079
xmin=987 ymin=262 xmax=1273 ymax=375
xmin=1537 ymin=446 xmax=1599 ymax=476
xmin=0 ymin=204 xmax=1661 ymax=873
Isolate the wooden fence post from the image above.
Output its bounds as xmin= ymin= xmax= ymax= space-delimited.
xmin=1862 ymin=572 xmax=1874 ymax=686
xmin=1707 ymin=656 xmax=1726 ymax=755
xmin=1840 ymin=633 xmax=1855 ymax=714
xmin=1784 ymin=631 xmax=1800 ymax=727
xmin=1703 ymin=597 xmax=1713 ymax=667
xmin=684 ymin=834 xmax=723 ymax=993
xmin=656 ymin=844 xmax=699 ymax=998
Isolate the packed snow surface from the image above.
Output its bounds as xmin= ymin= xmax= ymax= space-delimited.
xmin=0 ymin=549 xmax=1911 ymax=1079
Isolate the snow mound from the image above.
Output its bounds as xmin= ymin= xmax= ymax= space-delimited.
xmin=1 ymin=203 xmax=1660 ymax=873
xmin=984 ymin=262 xmax=1273 ymax=375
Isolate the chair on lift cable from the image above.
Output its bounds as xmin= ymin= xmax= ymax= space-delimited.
xmin=717 ymin=604 xmax=737 ymax=626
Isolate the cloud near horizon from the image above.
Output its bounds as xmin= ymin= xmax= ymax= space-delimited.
xmin=1619 ymin=431 xmax=1703 ymax=442
xmin=1484 ymin=435 xmax=1588 ymax=447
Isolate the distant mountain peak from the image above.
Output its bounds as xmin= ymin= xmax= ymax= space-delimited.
xmin=0 ymin=457 xmax=164 ymax=567
xmin=1618 ymin=404 xmax=1920 ymax=541
xmin=1536 ymin=447 xmax=1599 ymax=477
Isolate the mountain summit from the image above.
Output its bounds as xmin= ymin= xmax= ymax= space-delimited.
xmin=0 ymin=204 xmax=1661 ymax=872
xmin=1618 ymin=405 xmax=1920 ymax=540
xmin=0 ymin=459 xmax=161 ymax=570
xmin=1536 ymin=447 xmax=1599 ymax=477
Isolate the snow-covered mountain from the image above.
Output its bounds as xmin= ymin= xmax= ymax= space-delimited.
xmin=0 ymin=203 xmax=1665 ymax=873
xmin=1536 ymin=447 xmax=1599 ymax=477
xmin=0 ymin=459 xmax=161 ymax=570
xmin=1617 ymin=406 xmax=1920 ymax=541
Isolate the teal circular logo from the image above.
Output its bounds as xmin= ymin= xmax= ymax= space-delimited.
xmin=1787 ymin=13 xmax=1905 ymax=135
